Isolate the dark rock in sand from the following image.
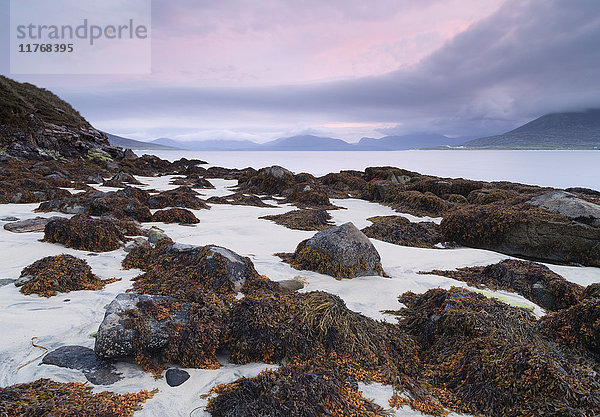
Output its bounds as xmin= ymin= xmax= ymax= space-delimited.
xmin=277 ymin=279 xmax=305 ymax=293
xmin=423 ymin=259 xmax=583 ymax=311
xmin=148 ymin=186 xmax=209 ymax=210
xmin=361 ymin=216 xmax=442 ymax=248
xmin=152 ymin=208 xmax=199 ymax=224
xmin=170 ymin=175 xmax=214 ymax=189
xmin=441 ymin=203 xmax=600 ymax=267
xmin=42 ymin=345 xmax=122 ymax=385
xmin=283 ymin=222 xmax=384 ymax=279
xmin=165 ymin=369 xmax=190 ymax=387
xmin=0 ymin=278 xmax=16 ymax=287
xmin=530 ymin=190 xmax=600 ymax=226
xmin=103 ymin=171 xmax=142 ymax=188
xmin=43 ymin=214 xmax=125 ymax=252
xmin=260 ymin=209 xmax=333 ymax=231
xmin=1 ymin=216 xmax=19 ymax=221
xmin=3 ymin=216 xmax=64 ymax=233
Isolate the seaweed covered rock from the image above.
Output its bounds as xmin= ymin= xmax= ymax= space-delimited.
xmin=282 ymin=222 xmax=385 ymax=279
xmin=147 ymin=186 xmax=209 ymax=210
xmin=583 ymin=282 xmax=600 ymax=299
xmin=441 ymin=203 xmax=600 ymax=266
xmin=284 ymin=182 xmax=337 ymax=209
xmin=391 ymin=288 xmax=600 ymax=417
xmin=94 ymin=293 xmax=228 ymax=375
xmin=37 ymin=187 xmax=152 ymax=222
xmin=423 ymin=259 xmax=583 ymax=311
xmin=260 ymin=209 xmax=333 ymax=231
xmin=206 ymin=193 xmax=276 ymax=207
xmin=0 ymin=379 xmax=154 ymax=417
xmin=530 ymin=190 xmax=600 ymax=226
xmin=16 ymin=254 xmax=118 ymax=297
xmin=467 ymin=188 xmax=520 ymax=205
xmin=541 ymin=298 xmax=600 ymax=360
xmin=320 ymin=171 xmax=367 ymax=198
xmin=361 ymin=216 xmax=441 ymax=248
xmin=367 ymin=181 xmax=452 ymax=217
xmin=103 ymin=171 xmax=142 ymax=187
xmin=123 ymin=241 xmax=263 ymax=300
xmin=207 ymin=365 xmax=387 ymax=417
xmin=238 ymin=165 xmax=295 ymax=195
xmin=43 ymin=214 xmax=125 ymax=252
xmin=170 ymin=174 xmax=214 ymax=189
xmin=152 ymin=208 xmax=199 ymax=224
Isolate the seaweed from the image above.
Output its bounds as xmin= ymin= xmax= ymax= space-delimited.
xmin=18 ymin=254 xmax=119 ymax=297
xmin=0 ymin=378 xmax=155 ymax=417
xmin=152 ymin=207 xmax=199 ymax=224
xmin=260 ymin=209 xmax=333 ymax=231
xmin=43 ymin=214 xmax=125 ymax=252
xmin=361 ymin=216 xmax=442 ymax=248
xmin=421 ymin=259 xmax=583 ymax=311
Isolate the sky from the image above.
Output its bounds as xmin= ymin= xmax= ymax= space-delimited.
xmin=1 ymin=0 xmax=600 ymax=143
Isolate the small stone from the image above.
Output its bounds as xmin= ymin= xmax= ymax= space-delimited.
xmin=1 ymin=216 xmax=19 ymax=222
xmin=166 ymin=368 xmax=190 ymax=387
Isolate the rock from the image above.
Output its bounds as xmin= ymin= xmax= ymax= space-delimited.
xmin=43 ymin=214 xmax=125 ymax=252
xmin=238 ymin=165 xmax=296 ymax=195
xmin=104 ymin=171 xmax=142 ymax=186
xmin=0 ymin=278 xmax=16 ymax=287
xmin=259 ymin=209 xmax=333 ymax=231
xmin=366 ymin=181 xmax=452 ymax=217
xmin=152 ymin=208 xmax=199 ymax=224
xmin=147 ymin=226 xmax=168 ymax=244
xmin=3 ymin=216 xmax=64 ymax=233
xmin=123 ymin=149 xmax=138 ymax=161
xmin=361 ymin=216 xmax=441 ymax=248
xmin=530 ymin=191 xmax=600 ymax=226
xmin=583 ymin=283 xmax=600 ymax=299
xmin=441 ymin=203 xmax=600 ymax=267
xmin=42 ymin=345 xmax=122 ymax=385
xmin=165 ymin=369 xmax=190 ymax=387
xmin=284 ymin=183 xmax=336 ymax=209
xmin=277 ymin=279 xmax=305 ymax=293
xmin=124 ymin=237 xmax=147 ymax=252
xmin=206 ymin=193 xmax=275 ymax=207
xmin=86 ymin=173 xmax=104 ymax=184
xmin=94 ymin=293 xmax=191 ymax=360
xmin=286 ymin=222 xmax=385 ymax=279
xmin=1 ymin=216 xmax=19 ymax=221
xmin=148 ymin=186 xmax=209 ymax=210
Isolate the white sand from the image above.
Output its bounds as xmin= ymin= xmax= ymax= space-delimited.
xmin=1 ymin=174 xmax=599 ymax=416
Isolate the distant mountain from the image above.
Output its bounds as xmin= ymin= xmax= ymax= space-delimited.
xmin=152 ymin=138 xmax=259 ymax=151
xmin=463 ymin=109 xmax=600 ymax=149
xmin=261 ymin=135 xmax=353 ymax=151
xmin=105 ymin=133 xmax=179 ymax=150
xmin=153 ymin=133 xmax=462 ymax=151
xmin=356 ymin=133 xmax=464 ymax=150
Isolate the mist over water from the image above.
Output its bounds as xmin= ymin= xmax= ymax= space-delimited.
xmin=150 ymin=150 xmax=600 ymax=190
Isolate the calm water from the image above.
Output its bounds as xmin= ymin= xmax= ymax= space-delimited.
xmin=148 ymin=150 xmax=600 ymax=190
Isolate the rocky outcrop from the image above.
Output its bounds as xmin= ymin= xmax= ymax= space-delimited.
xmin=441 ymin=203 xmax=600 ymax=266
xmin=530 ymin=190 xmax=600 ymax=226
xmin=361 ymin=216 xmax=441 ymax=248
xmin=423 ymin=259 xmax=583 ymax=311
xmin=282 ymin=222 xmax=385 ymax=279
xmin=43 ymin=214 xmax=126 ymax=252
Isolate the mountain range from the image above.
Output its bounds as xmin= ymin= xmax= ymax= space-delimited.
xmin=106 ymin=109 xmax=600 ymax=151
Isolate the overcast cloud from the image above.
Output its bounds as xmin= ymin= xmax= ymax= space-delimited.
xmin=1 ymin=0 xmax=599 ymax=141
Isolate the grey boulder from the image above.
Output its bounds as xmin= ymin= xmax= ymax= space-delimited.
xmin=42 ymin=345 xmax=122 ymax=385
xmin=530 ymin=191 xmax=600 ymax=226
xmin=3 ymin=216 xmax=64 ymax=233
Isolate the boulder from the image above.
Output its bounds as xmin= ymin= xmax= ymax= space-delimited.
xmin=238 ymin=165 xmax=296 ymax=195
xmin=530 ymin=191 xmax=600 ymax=226
xmin=94 ymin=293 xmax=191 ymax=360
xmin=3 ymin=216 xmax=64 ymax=233
xmin=165 ymin=369 xmax=190 ymax=387
xmin=286 ymin=222 xmax=385 ymax=279
xmin=42 ymin=345 xmax=122 ymax=385
xmin=86 ymin=173 xmax=104 ymax=184
xmin=441 ymin=203 xmax=600 ymax=267
xmin=152 ymin=208 xmax=199 ymax=224
xmin=260 ymin=209 xmax=333 ymax=231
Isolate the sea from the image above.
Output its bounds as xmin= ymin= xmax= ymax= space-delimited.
xmin=148 ymin=150 xmax=600 ymax=190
